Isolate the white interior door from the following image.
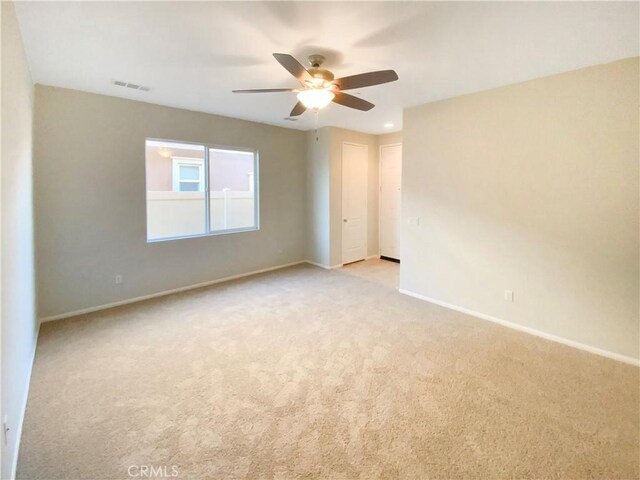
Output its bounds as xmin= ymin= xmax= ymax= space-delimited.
xmin=342 ymin=142 xmax=368 ymax=264
xmin=379 ymin=144 xmax=402 ymax=260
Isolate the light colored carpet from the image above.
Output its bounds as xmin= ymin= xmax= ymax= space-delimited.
xmin=18 ymin=260 xmax=639 ymax=479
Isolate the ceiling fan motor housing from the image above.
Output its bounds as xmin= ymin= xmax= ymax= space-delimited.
xmin=308 ymin=68 xmax=334 ymax=82
xmin=307 ymin=54 xmax=335 ymax=87
xmin=308 ymin=54 xmax=326 ymax=68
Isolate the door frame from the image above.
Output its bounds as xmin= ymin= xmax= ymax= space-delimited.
xmin=378 ymin=142 xmax=402 ymax=258
xmin=341 ymin=141 xmax=368 ymax=265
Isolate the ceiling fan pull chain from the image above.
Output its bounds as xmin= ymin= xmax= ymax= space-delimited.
xmin=315 ymin=109 xmax=319 ymax=142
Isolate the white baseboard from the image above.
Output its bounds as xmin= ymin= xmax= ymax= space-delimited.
xmin=10 ymin=321 xmax=41 ymax=480
xmin=40 ymin=261 xmax=307 ymax=323
xmin=305 ymin=261 xmax=343 ymax=270
xmin=399 ymin=289 xmax=639 ymax=367
xmin=308 ymin=256 xmax=379 ymax=270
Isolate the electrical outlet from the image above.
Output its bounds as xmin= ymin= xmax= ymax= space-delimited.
xmin=407 ymin=216 xmax=420 ymax=226
xmin=115 ymin=275 xmax=123 ymax=285
xmin=504 ymin=290 xmax=514 ymax=302
xmin=3 ymin=415 xmax=9 ymax=445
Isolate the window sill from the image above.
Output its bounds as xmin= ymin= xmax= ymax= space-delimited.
xmin=146 ymin=226 xmax=259 ymax=243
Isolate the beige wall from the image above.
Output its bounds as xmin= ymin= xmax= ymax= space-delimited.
xmin=402 ymin=58 xmax=639 ymax=360
xmin=1 ymin=1 xmax=38 ymax=478
xmin=34 ymin=86 xmax=307 ymax=318
xmin=305 ymin=128 xmax=331 ymax=266
xmin=378 ymin=131 xmax=402 ymax=146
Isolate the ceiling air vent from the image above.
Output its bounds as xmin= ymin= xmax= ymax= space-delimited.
xmin=113 ymin=80 xmax=150 ymax=92
xmin=283 ymin=117 xmax=298 ymax=122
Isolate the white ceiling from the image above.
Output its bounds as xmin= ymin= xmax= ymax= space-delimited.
xmin=14 ymin=1 xmax=639 ymax=134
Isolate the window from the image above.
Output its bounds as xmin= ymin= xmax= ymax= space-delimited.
xmin=172 ymin=158 xmax=204 ymax=192
xmin=145 ymin=139 xmax=259 ymax=241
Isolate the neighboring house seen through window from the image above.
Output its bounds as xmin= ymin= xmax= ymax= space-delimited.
xmin=172 ymin=158 xmax=204 ymax=192
xmin=145 ymin=139 xmax=259 ymax=241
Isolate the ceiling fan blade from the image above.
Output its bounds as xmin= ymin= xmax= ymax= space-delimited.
xmin=290 ymin=101 xmax=307 ymax=117
xmin=232 ymin=88 xmax=296 ymax=93
xmin=335 ymin=70 xmax=398 ymax=91
xmin=273 ymin=53 xmax=312 ymax=83
xmin=332 ymin=92 xmax=375 ymax=111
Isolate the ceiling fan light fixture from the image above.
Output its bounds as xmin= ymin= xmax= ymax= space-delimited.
xmin=297 ymin=89 xmax=335 ymax=110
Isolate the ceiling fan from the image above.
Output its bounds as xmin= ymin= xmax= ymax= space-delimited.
xmin=232 ymin=53 xmax=399 ymax=117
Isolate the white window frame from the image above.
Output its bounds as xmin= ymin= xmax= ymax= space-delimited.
xmin=172 ymin=157 xmax=204 ymax=192
xmin=146 ymin=138 xmax=260 ymax=242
